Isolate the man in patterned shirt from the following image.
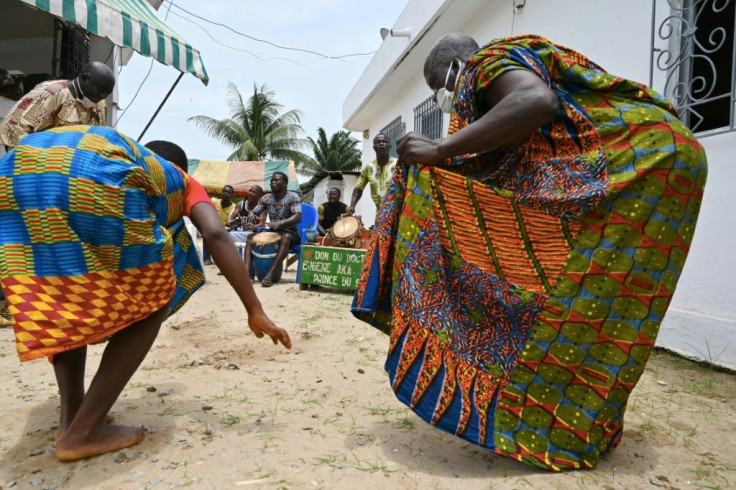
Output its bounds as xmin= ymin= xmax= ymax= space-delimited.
xmin=246 ymin=172 xmax=302 ymax=287
xmin=348 ymin=132 xmax=398 ymax=214
xmin=0 ymin=61 xmax=114 ymax=149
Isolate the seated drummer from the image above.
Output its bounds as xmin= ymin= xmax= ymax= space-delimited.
xmin=227 ymin=185 xmax=264 ymax=245
xmin=245 ymin=172 xmax=302 ymax=287
xmin=317 ymin=187 xmax=347 ymax=236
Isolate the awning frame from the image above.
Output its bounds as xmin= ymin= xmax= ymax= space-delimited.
xmin=17 ymin=0 xmax=208 ymax=84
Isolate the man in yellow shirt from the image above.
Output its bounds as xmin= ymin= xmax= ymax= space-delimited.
xmin=348 ymin=132 xmax=398 ymax=213
xmin=203 ymin=185 xmax=236 ymax=265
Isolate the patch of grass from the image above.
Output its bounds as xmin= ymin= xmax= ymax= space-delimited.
xmin=221 ymin=414 xmax=241 ymax=426
xmin=365 ymin=403 xmax=402 ymax=417
xmin=352 ymin=453 xmax=398 ymax=475
xmin=356 ymin=354 xmax=378 ymax=366
xmin=280 ymin=406 xmax=308 ymax=415
xmin=307 ymin=428 xmax=327 ymax=438
xmin=300 ymin=397 xmax=323 ymax=408
xmin=313 ymin=452 xmax=344 ymax=467
xmin=394 ymin=413 xmax=416 ymax=432
xmin=177 ymin=460 xmax=200 ymax=487
xmin=337 ymin=415 xmax=365 ymax=436
xmin=299 ymin=313 xmax=324 ymax=329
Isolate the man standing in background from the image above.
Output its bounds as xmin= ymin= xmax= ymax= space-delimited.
xmin=348 ymin=132 xmax=398 ymax=214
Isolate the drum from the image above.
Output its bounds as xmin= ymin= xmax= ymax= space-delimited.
xmin=330 ymin=215 xmax=363 ymax=248
xmin=251 ymin=232 xmax=283 ymax=283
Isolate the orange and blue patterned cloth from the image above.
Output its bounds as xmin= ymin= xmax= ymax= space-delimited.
xmin=353 ymin=35 xmax=707 ymax=471
xmin=0 ymin=125 xmax=205 ymax=361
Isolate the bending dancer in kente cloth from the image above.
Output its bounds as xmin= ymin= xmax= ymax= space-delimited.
xmin=0 ymin=125 xmax=290 ymax=462
xmin=352 ymin=34 xmax=707 ymax=471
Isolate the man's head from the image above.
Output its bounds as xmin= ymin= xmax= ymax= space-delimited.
xmin=373 ymin=133 xmax=390 ymax=160
xmin=221 ymin=185 xmax=234 ymax=202
xmin=77 ymin=61 xmax=115 ymax=103
xmin=145 ymin=140 xmax=188 ymax=172
xmin=327 ymin=187 xmax=342 ymax=204
xmin=247 ymin=185 xmax=264 ymax=206
xmin=270 ymin=172 xmax=288 ymax=193
xmin=423 ymin=33 xmax=479 ymax=94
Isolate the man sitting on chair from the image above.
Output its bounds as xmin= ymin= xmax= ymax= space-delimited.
xmin=317 ymin=187 xmax=348 ymax=237
xmin=245 ymin=172 xmax=302 ymax=287
xmin=227 ymin=185 xmax=264 ymax=245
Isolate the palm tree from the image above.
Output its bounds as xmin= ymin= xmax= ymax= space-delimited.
xmin=298 ymin=128 xmax=362 ymax=202
xmin=188 ymin=82 xmax=313 ymax=166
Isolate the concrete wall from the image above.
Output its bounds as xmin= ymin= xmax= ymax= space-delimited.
xmin=342 ymin=0 xmax=736 ymax=368
xmin=658 ymin=131 xmax=736 ymax=367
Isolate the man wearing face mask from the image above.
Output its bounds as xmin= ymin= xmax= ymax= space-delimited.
xmin=0 ymin=61 xmax=114 ymax=149
xmin=353 ymin=33 xmax=708 ymax=471
xmin=348 ymin=132 xmax=398 ymax=214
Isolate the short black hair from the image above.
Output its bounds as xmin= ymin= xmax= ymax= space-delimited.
xmin=145 ymin=140 xmax=188 ymax=172
xmin=223 ymin=185 xmax=234 ymax=192
xmin=272 ymin=171 xmax=288 ymax=183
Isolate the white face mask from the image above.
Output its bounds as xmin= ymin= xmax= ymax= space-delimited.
xmin=434 ymin=59 xmax=464 ymax=114
xmin=73 ymin=79 xmax=98 ymax=108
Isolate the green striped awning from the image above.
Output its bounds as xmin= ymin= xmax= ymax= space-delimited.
xmin=18 ymin=0 xmax=208 ymax=84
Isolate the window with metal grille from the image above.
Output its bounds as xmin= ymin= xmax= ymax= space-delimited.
xmin=380 ymin=116 xmax=404 ymax=159
xmin=53 ymin=19 xmax=90 ymax=80
xmin=650 ymin=0 xmax=736 ymax=134
xmin=413 ymin=96 xmax=443 ymax=140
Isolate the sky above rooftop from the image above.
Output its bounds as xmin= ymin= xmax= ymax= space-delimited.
xmin=115 ymin=0 xmax=409 ymax=161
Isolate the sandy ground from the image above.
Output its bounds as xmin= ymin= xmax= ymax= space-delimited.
xmin=1 ymin=265 xmax=735 ymax=490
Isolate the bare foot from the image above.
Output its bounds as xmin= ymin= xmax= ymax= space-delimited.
xmin=57 ymin=413 xmax=116 ymax=441
xmin=56 ymin=424 xmax=145 ymax=462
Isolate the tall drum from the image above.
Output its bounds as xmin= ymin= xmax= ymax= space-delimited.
xmin=251 ymin=232 xmax=283 ymax=283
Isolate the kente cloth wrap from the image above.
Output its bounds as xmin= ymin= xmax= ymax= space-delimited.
xmin=352 ymin=35 xmax=707 ymax=471
xmin=0 ymin=125 xmax=205 ymax=362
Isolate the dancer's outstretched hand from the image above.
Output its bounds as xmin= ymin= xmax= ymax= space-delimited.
xmin=248 ymin=311 xmax=292 ymax=349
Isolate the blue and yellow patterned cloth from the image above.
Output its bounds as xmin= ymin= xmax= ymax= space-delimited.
xmin=0 ymin=125 xmax=204 ymax=361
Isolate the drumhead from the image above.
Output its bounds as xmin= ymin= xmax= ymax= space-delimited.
xmin=252 ymin=231 xmax=282 ymax=246
xmin=332 ymin=216 xmax=360 ymax=238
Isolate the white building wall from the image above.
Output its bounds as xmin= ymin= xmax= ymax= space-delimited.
xmin=343 ymin=0 xmax=736 ymax=369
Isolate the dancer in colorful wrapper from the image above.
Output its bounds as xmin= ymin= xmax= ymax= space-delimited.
xmin=352 ymin=34 xmax=707 ymax=471
xmin=0 ymin=125 xmax=290 ymax=462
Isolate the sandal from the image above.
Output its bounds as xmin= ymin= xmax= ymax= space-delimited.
xmin=261 ymin=278 xmax=273 ymax=288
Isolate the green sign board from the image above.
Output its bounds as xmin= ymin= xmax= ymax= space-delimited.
xmin=299 ymin=245 xmax=366 ymax=289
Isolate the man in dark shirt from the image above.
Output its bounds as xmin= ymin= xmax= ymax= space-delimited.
xmin=317 ymin=187 xmax=348 ymax=236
